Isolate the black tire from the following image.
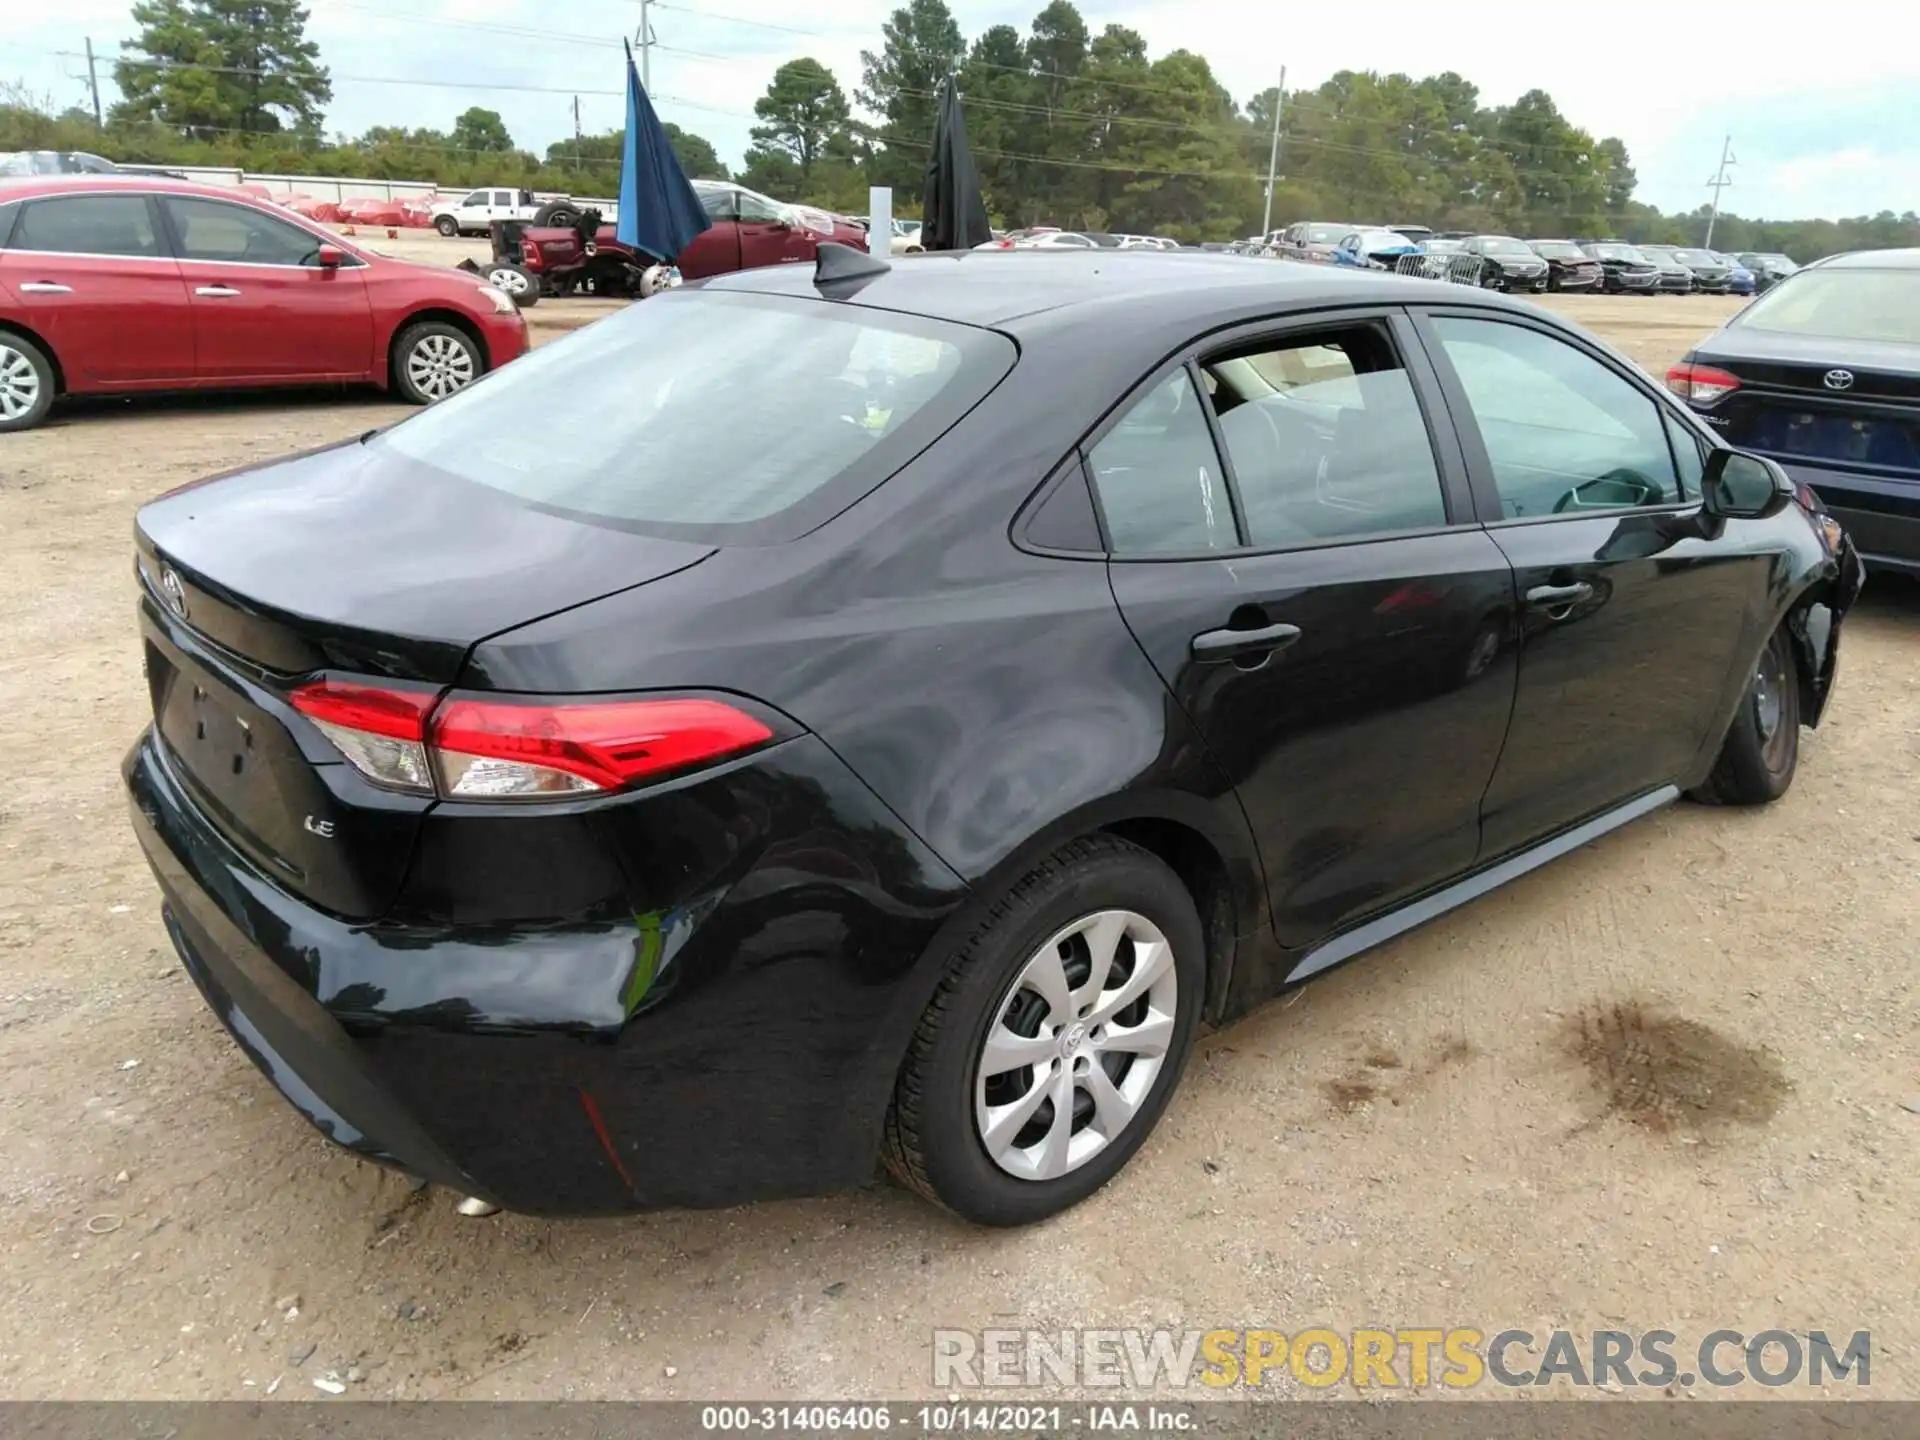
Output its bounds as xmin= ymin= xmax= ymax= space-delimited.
xmin=532 ymin=201 xmax=582 ymax=229
xmin=0 ymin=329 xmax=57 ymax=433
xmin=391 ymin=321 xmax=483 ymax=406
xmin=882 ymin=834 xmax=1205 ymax=1226
xmin=1690 ymin=627 xmax=1800 ymax=805
xmin=434 ymin=214 xmax=460 ymax=237
xmin=483 ymin=261 xmax=539 ymax=307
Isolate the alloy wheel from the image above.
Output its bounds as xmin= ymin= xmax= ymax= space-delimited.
xmin=0 ymin=344 xmax=41 ymax=421
xmin=405 ymin=334 xmax=476 ymax=401
xmin=487 ymin=266 xmax=530 ymax=295
xmin=974 ymin=909 xmax=1178 ymax=1182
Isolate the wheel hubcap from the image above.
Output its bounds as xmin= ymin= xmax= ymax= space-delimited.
xmin=1751 ymin=648 xmax=1792 ymax=773
xmin=489 ymin=268 xmax=528 ymax=294
xmin=405 ymin=334 xmax=475 ymax=401
xmin=0 ymin=345 xmax=41 ymax=420
xmin=974 ymin=909 xmax=1178 ymax=1182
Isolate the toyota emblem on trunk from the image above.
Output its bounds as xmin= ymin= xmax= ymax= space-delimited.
xmin=1823 ymin=369 xmax=1855 ymax=391
xmin=159 ymin=566 xmax=188 ymax=619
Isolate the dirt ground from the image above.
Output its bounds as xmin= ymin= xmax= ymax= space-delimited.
xmin=0 ymin=291 xmax=1916 ymax=1402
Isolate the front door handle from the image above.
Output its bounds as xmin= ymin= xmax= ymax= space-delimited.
xmin=1191 ymin=621 xmax=1302 ymax=663
xmin=18 ymin=281 xmax=73 ymax=294
xmin=1525 ymin=581 xmax=1594 ymax=611
xmin=194 ymin=285 xmax=242 ymax=297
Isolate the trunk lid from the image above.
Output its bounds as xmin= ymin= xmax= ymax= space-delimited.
xmin=1697 ymin=331 xmax=1920 ymax=472
xmin=135 ymin=437 xmax=716 ymax=918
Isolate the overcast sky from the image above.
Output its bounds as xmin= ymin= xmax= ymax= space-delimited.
xmin=7 ymin=0 xmax=1920 ymax=219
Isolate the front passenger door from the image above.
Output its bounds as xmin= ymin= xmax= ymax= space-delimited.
xmin=1097 ymin=312 xmax=1520 ymax=956
xmin=1417 ymin=310 xmax=1772 ymax=856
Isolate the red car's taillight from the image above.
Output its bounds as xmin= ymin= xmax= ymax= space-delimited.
xmin=520 ymin=240 xmax=542 ymax=268
xmin=1665 ymin=361 xmax=1741 ymax=405
xmin=291 ymin=685 xmax=774 ymax=801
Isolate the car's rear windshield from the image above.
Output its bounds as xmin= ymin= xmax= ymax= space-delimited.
xmin=1304 ymin=224 xmax=1345 ymax=242
xmin=1672 ymin=249 xmax=1715 ymax=265
xmin=376 ymin=289 xmax=1015 ymax=542
xmin=1733 ymin=269 xmax=1920 ymax=346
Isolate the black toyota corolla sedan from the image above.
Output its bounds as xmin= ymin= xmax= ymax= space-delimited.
xmin=126 ymin=246 xmax=1862 ymax=1227
xmin=1669 ymin=246 xmax=1920 ymax=574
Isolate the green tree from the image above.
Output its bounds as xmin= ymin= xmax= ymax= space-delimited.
xmin=450 ymin=106 xmax=512 ymax=154
xmin=113 ymin=0 xmax=331 ymax=140
xmin=542 ymin=123 xmax=727 ymax=183
xmin=746 ymin=58 xmax=851 ymax=180
xmin=857 ymin=0 xmax=965 ymax=190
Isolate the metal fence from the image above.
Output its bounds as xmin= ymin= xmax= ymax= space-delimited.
xmin=1394 ymin=252 xmax=1490 ymax=287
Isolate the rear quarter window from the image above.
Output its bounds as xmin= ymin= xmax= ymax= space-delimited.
xmin=375 ymin=290 xmax=1016 ymax=543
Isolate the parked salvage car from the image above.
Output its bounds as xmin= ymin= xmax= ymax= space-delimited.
xmin=1713 ymin=252 xmax=1758 ymax=296
xmin=123 ymin=245 xmax=1859 ymax=1225
xmin=0 ymin=176 xmax=527 ymax=431
xmin=1739 ymin=252 xmax=1800 ymax=293
xmin=1526 ymin=239 xmax=1604 ymax=292
xmin=1664 ymin=246 xmax=1734 ymax=294
xmin=1668 ymin=246 xmax=1920 ymax=573
xmin=1635 ymin=245 xmax=1699 ymax=293
xmin=1275 ymin=221 xmax=1354 ymax=263
xmin=1459 ymin=235 xmax=1550 ymax=292
xmin=1580 ymin=241 xmax=1662 ymax=294
xmin=1331 ymin=227 xmax=1423 ymax=269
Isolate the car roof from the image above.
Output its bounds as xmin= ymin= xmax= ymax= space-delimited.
xmin=1810 ymin=247 xmax=1920 ymax=270
xmin=703 ymin=247 xmax=1524 ymax=336
xmin=0 ymin=173 xmax=268 ymax=205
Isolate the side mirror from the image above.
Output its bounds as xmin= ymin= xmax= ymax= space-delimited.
xmin=315 ymin=244 xmax=344 ymax=268
xmin=1701 ymin=448 xmax=1793 ymax=521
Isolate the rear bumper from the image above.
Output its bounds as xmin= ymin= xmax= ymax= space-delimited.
xmin=125 ymin=727 xmax=968 ymax=1214
xmin=1771 ymin=458 xmax=1920 ymax=574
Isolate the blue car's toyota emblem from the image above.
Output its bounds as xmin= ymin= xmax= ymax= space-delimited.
xmin=1823 ymin=369 xmax=1855 ymax=391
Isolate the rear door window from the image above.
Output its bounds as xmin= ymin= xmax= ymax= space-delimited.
xmin=375 ymin=290 xmax=1015 ymax=542
xmin=1086 ymin=369 xmax=1236 ymax=554
xmin=1203 ymin=326 xmax=1448 ymax=547
xmin=13 ymin=195 xmax=162 ymax=257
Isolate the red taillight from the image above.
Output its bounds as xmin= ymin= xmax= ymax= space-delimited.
xmin=520 ymin=239 xmax=542 ymax=268
xmin=292 ymin=681 xmax=439 ymax=795
xmin=292 ymin=681 xmax=434 ymax=739
xmin=1666 ymin=361 xmax=1741 ymax=405
xmin=292 ymin=684 xmax=773 ymax=801
xmin=431 ymin=697 xmax=773 ymax=798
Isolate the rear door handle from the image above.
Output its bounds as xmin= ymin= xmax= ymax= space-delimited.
xmin=1525 ymin=582 xmax=1594 ymax=611
xmin=18 ymin=281 xmax=73 ymax=294
xmin=1191 ymin=621 xmax=1302 ymax=662
xmin=194 ymin=285 xmax=242 ymax=297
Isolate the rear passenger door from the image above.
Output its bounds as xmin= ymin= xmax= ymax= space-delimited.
xmin=1096 ymin=309 xmax=1519 ymax=955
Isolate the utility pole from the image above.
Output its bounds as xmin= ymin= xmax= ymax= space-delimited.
xmin=1261 ymin=66 xmax=1286 ymax=239
xmin=1704 ymin=134 xmax=1735 ymax=248
xmin=636 ymin=0 xmax=654 ymax=92
xmin=83 ymin=38 xmax=103 ymax=128
xmin=572 ymin=95 xmax=583 ymax=140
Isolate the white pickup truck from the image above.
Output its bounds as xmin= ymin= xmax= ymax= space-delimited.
xmin=430 ymin=187 xmax=576 ymax=237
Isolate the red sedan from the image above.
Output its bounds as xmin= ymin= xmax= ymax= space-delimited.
xmin=0 ymin=176 xmax=529 ymax=431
